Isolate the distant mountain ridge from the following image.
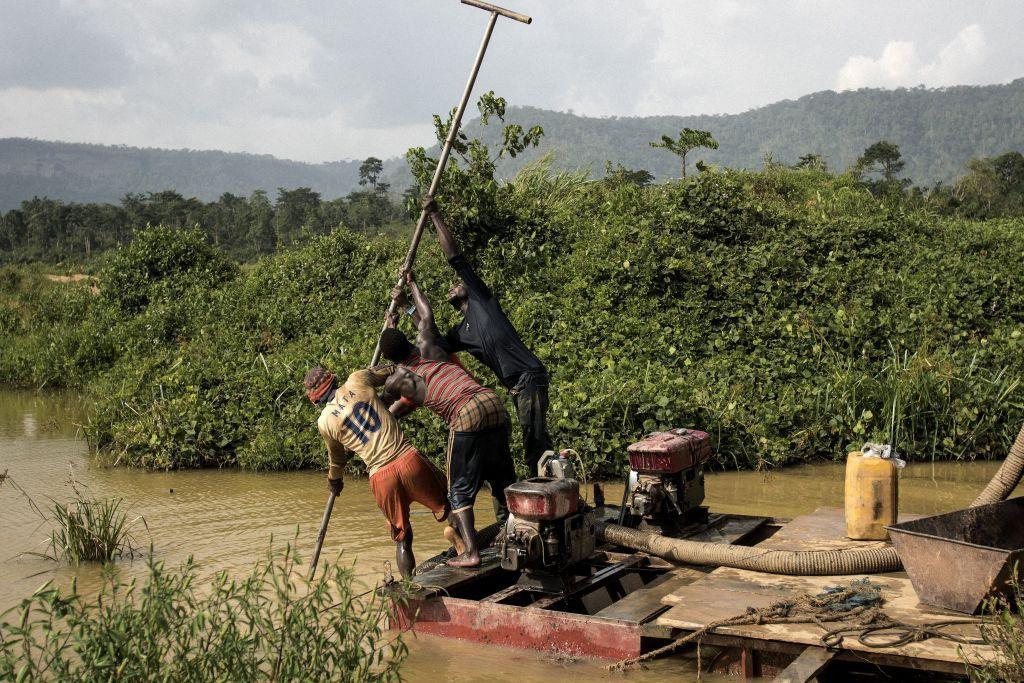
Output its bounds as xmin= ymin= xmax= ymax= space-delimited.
xmin=3 ymin=79 xmax=1023 ymax=211
xmin=0 ymin=139 xmax=363 ymax=211
xmin=440 ymin=79 xmax=1024 ymax=188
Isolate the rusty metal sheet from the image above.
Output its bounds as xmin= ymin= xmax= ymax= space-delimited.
xmin=392 ymin=596 xmax=646 ymax=659
xmin=888 ymin=498 xmax=1024 ymax=613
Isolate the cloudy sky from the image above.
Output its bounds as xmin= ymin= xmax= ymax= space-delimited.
xmin=2 ymin=1 xmax=1022 ymax=163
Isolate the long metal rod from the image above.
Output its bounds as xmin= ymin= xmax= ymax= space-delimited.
xmin=308 ymin=491 xmax=336 ymax=579
xmin=368 ymin=10 xmax=499 ymax=367
xmin=310 ymin=4 xmax=529 ymax=579
xmin=460 ymin=0 xmax=531 ymax=24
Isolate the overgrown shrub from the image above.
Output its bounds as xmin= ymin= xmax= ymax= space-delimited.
xmin=2 ymin=165 xmax=1023 ymax=476
xmin=0 ymin=545 xmax=406 ymax=682
xmin=100 ymin=226 xmax=238 ymax=313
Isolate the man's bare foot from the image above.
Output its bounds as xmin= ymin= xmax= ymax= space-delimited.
xmin=447 ymin=551 xmax=480 ymax=568
xmin=444 ymin=526 xmax=466 ymax=555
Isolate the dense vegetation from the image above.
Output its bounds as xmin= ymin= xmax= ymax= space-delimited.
xmin=2 ymin=156 xmax=1022 ymax=477
xmin=0 ymin=179 xmax=403 ymax=264
xmin=5 ymin=79 xmax=1023 ymax=212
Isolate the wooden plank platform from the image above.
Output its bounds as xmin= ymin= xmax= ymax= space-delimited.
xmin=657 ymin=508 xmax=996 ymax=674
xmin=594 ymin=570 xmax=695 ymax=623
xmin=408 ymin=546 xmax=504 ymax=599
xmin=774 ymin=645 xmax=835 ymax=682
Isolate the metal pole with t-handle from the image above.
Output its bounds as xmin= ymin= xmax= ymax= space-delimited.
xmin=309 ymin=0 xmax=532 ymax=580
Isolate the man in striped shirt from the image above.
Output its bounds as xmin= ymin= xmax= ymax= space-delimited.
xmin=380 ymin=273 xmax=514 ymax=569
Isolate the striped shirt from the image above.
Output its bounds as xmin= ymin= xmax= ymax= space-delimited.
xmin=400 ymin=354 xmax=488 ymax=427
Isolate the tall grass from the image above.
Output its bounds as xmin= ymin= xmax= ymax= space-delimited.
xmin=47 ymin=493 xmax=139 ymax=564
xmin=7 ymin=471 xmax=142 ymax=565
xmin=0 ymin=544 xmax=407 ymax=682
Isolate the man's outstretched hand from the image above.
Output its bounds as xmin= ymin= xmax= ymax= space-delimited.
xmin=391 ymin=282 xmax=410 ymax=304
xmin=327 ymin=478 xmax=344 ymax=496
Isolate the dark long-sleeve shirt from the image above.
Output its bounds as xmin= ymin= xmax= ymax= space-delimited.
xmin=444 ymin=255 xmax=545 ymax=388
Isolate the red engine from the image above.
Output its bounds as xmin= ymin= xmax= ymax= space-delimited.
xmin=501 ymin=471 xmax=595 ymax=591
xmin=626 ymin=428 xmax=710 ymax=533
xmin=627 ymin=428 xmax=711 ymax=473
xmin=505 ymin=478 xmax=580 ymax=521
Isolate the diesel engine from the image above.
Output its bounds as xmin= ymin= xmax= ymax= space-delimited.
xmin=625 ymin=428 xmax=711 ymax=534
xmin=499 ymin=451 xmax=596 ymax=592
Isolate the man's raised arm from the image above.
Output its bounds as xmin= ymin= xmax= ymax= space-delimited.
xmin=421 ymin=195 xmax=491 ymax=299
xmin=405 ymin=272 xmax=449 ymax=361
xmin=422 ymin=195 xmax=459 ymax=260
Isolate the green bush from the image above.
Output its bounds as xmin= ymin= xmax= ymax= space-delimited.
xmin=100 ymin=226 xmax=238 ymax=314
xmin=1 ymin=165 xmax=1023 ymax=477
xmin=0 ymin=545 xmax=406 ymax=682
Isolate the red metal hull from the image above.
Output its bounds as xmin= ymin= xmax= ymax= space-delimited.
xmin=392 ymin=596 xmax=648 ymax=660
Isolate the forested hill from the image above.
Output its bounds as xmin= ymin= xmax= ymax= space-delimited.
xmin=0 ymin=139 xmax=362 ymax=211
xmin=445 ymin=79 xmax=1024 ymax=187
xmin=3 ymin=79 xmax=1023 ymax=210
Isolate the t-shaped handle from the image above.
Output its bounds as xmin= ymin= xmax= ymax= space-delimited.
xmin=461 ymin=0 xmax=532 ymax=24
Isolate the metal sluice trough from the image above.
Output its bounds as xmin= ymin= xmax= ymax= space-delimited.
xmin=888 ymin=497 xmax=1024 ymax=613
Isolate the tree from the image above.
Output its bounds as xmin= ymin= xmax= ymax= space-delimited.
xmin=856 ymin=141 xmax=905 ymax=184
xmin=947 ymin=151 xmax=1024 ymax=218
xmin=358 ymin=157 xmax=388 ymax=193
xmin=405 ymin=90 xmax=543 ymax=251
xmin=273 ymin=187 xmax=321 ymax=247
xmin=650 ymin=128 xmax=719 ymax=178
xmin=795 ymin=153 xmax=827 ymax=171
xmin=603 ymin=161 xmax=653 ymax=188
xmin=247 ymin=190 xmax=275 ymax=254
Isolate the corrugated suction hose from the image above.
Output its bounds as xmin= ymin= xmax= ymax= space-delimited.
xmin=598 ymin=423 xmax=1024 ymax=576
xmin=971 ymin=423 xmax=1024 ymax=506
xmin=598 ymin=523 xmax=902 ymax=575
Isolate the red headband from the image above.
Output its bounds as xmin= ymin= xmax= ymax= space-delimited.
xmin=304 ymin=368 xmax=337 ymax=405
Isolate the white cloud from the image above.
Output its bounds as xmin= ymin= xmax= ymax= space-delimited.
xmin=1 ymin=2 xmax=1022 ymax=163
xmin=836 ymin=24 xmax=987 ymax=90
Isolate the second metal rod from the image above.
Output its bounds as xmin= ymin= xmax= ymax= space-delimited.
xmin=369 ymin=10 xmax=500 ymax=367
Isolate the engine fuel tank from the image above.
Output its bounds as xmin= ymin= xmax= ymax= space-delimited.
xmin=627 ymin=428 xmax=711 ymax=474
xmin=505 ymin=477 xmax=579 ymax=521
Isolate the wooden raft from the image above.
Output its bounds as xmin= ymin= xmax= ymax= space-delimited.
xmin=657 ymin=507 xmax=997 ymax=676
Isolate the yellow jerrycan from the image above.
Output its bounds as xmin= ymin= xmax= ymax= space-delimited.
xmin=845 ymin=445 xmax=900 ymax=540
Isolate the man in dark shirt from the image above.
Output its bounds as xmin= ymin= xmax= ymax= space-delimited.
xmin=420 ymin=195 xmax=553 ymax=477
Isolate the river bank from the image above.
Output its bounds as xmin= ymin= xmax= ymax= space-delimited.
xmin=4 ymin=167 xmax=1023 ymax=478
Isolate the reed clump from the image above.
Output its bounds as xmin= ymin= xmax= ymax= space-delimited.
xmin=0 ymin=544 xmax=406 ymax=682
xmin=47 ymin=492 xmax=139 ymax=564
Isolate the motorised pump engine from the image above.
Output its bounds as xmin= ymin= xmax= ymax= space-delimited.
xmin=500 ymin=450 xmax=596 ymax=592
xmin=624 ymin=428 xmax=711 ymax=534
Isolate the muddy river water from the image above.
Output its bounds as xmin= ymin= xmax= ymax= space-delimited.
xmin=1 ymin=390 xmax=1019 ymax=681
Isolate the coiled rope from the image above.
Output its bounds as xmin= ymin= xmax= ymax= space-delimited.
xmin=607 ymin=579 xmax=983 ymax=671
